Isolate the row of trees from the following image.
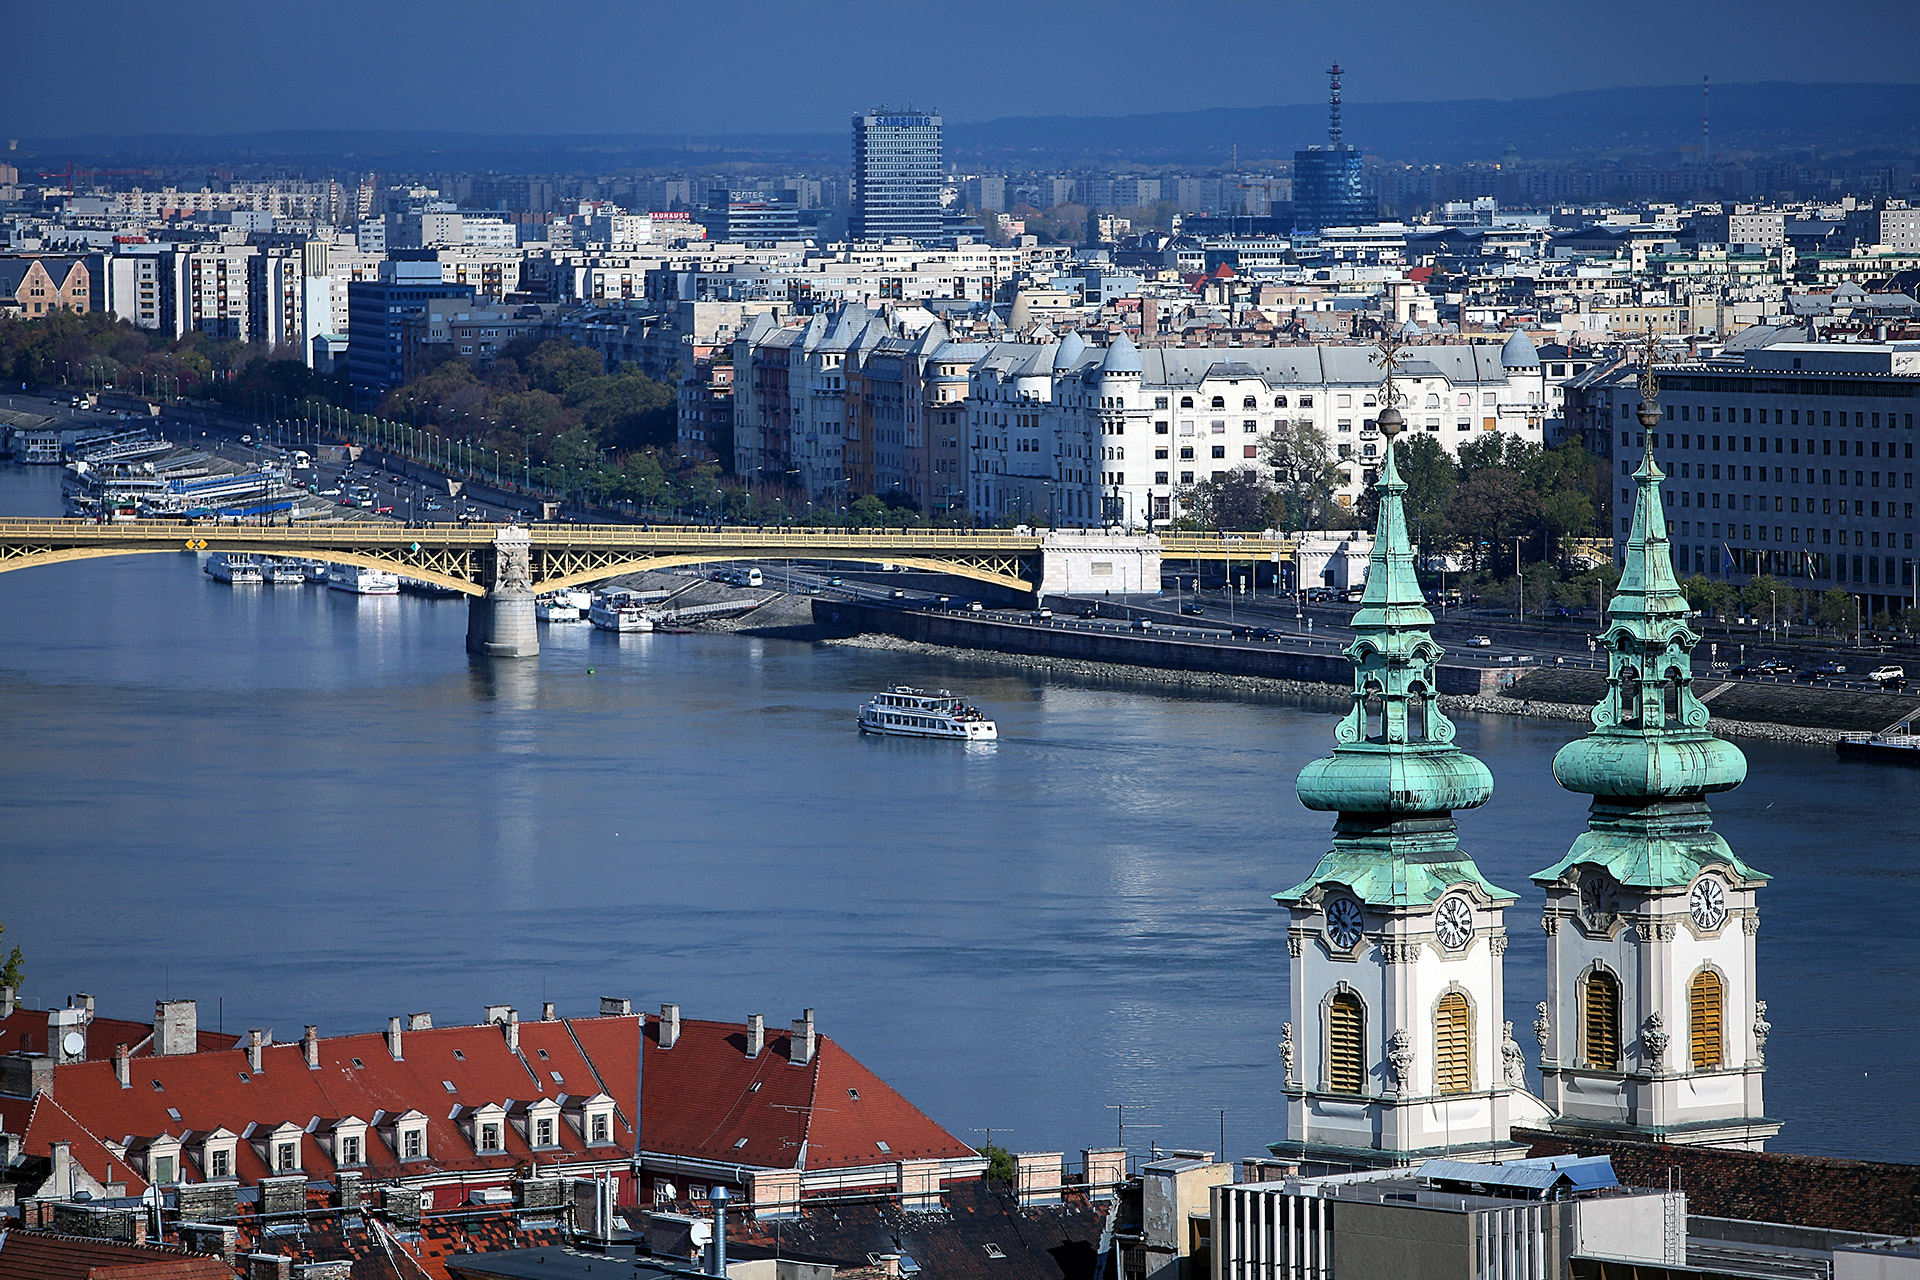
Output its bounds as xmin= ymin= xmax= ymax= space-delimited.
xmin=1178 ymin=425 xmax=1610 ymax=569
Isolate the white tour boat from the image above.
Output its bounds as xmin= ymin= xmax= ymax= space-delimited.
xmin=205 ymin=553 xmax=264 ymax=585
xmin=536 ymin=593 xmax=584 ymax=623
xmin=302 ymin=561 xmax=331 ymax=585
xmin=589 ymin=589 xmax=656 ymax=633
xmin=260 ymin=558 xmax=307 ymax=585
xmin=326 ymin=564 xmax=401 ymax=595
xmin=857 ymin=687 xmax=997 ymax=740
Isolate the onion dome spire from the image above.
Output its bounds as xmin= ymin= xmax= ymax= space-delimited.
xmin=1535 ymin=333 xmax=1764 ymax=890
xmin=1285 ymin=350 xmax=1509 ymax=909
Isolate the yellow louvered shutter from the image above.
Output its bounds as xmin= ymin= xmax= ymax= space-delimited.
xmin=1690 ymin=970 xmax=1724 ymax=1069
xmin=1435 ymin=992 xmax=1471 ymax=1093
xmin=1584 ymin=971 xmax=1620 ymax=1069
xmin=1328 ymin=993 xmax=1364 ymax=1094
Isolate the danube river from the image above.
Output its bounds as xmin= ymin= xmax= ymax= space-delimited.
xmin=1 ymin=464 xmax=1914 ymax=1163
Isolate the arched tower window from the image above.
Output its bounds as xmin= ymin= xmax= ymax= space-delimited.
xmin=1618 ymin=665 xmax=1642 ymax=724
xmin=1583 ymin=969 xmax=1621 ymax=1069
xmin=1434 ymin=991 xmax=1472 ymax=1094
xmin=1664 ymin=666 xmax=1683 ymax=725
xmin=1362 ymin=681 xmax=1385 ymax=743
xmin=1690 ymin=969 xmax=1724 ymax=1069
xmin=1407 ymin=689 xmax=1430 ymax=742
xmin=1328 ymin=992 xmax=1366 ymax=1094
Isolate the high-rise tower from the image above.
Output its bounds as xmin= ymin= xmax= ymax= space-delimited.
xmin=1274 ymin=360 xmax=1530 ymax=1173
xmin=1291 ymin=64 xmax=1371 ymax=234
xmin=850 ymin=108 xmax=944 ymax=246
xmin=1531 ymin=341 xmax=1778 ymax=1150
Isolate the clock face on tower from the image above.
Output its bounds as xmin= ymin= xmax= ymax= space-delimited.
xmin=1688 ymin=876 xmax=1727 ymax=931
xmin=1579 ymin=872 xmax=1616 ymax=930
xmin=1325 ymin=896 xmax=1364 ymax=950
xmin=1434 ymin=895 xmax=1474 ymax=951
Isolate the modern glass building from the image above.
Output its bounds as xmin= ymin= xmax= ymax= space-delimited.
xmin=850 ymin=110 xmax=944 ymax=245
xmin=1292 ymin=146 xmax=1370 ymax=233
xmin=1292 ymin=64 xmax=1373 ymax=234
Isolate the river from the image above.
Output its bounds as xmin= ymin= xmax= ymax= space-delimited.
xmin=0 ymin=463 xmax=1912 ymax=1164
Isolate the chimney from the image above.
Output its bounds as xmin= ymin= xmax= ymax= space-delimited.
xmin=745 ymin=1015 xmax=764 ymax=1059
xmin=153 ymin=999 xmax=197 ymax=1057
xmin=386 ymin=1016 xmax=404 ymax=1061
xmin=0 ymin=1130 xmax=21 ymax=1167
xmin=502 ymin=1009 xmax=520 ymax=1054
xmin=406 ymin=1012 xmax=432 ymax=1031
xmin=302 ymin=1026 xmax=319 ymax=1070
xmin=246 ymin=1030 xmax=264 ymax=1074
xmin=74 ymin=994 xmax=95 ymax=1021
xmin=50 ymin=1138 xmax=73 ymax=1197
xmin=599 ymin=997 xmax=631 ymax=1017
xmin=483 ymin=1004 xmax=511 ymax=1025
xmin=790 ymin=1009 xmax=816 ymax=1066
xmin=114 ymin=1043 xmax=131 ymax=1088
xmin=0 ymin=987 xmax=12 ymax=1019
xmin=541 ymin=1002 xmax=555 ymax=1022
xmin=659 ymin=1004 xmax=681 ymax=1050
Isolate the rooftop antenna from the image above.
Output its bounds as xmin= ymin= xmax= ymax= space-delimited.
xmin=1701 ymin=75 xmax=1711 ymax=167
xmin=1327 ymin=64 xmax=1345 ymax=149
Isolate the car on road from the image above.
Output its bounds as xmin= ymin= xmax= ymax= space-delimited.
xmin=1030 ymin=607 xmax=1052 ymax=620
xmin=1799 ymin=663 xmax=1846 ymax=683
xmin=319 ymin=486 xmax=341 ymax=496
xmin=1870 ymin=664 xmax=1907 ymax=686
xmin=1131 ymin=617 xmax=1153 ymax=631
xmin=375 ymin=505 xmax=394 ymax=515
xmin=1181 ymin=603 xmax=1206 ymax=616
xmin=1467 ymin=634 xmax=1493 ymax=647
xmin=424 ymin=500 xmax=443 ymax=511
xmin=239 ymin=434 xmax=252 ymax=445
xmin=827 ymin=576 xmax=844 ymax=587
xmin=966 ymin=600 xmax=983 ymax=612
xmin=1234 ymin=626 xmax=1278 ymax=640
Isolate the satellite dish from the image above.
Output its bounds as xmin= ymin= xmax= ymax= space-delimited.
xmin=62 ymin=1031 xmax=85 ymax=1057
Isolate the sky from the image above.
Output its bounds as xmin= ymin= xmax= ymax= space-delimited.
xmin=6 ymin=0 xmax=1920 ymax=139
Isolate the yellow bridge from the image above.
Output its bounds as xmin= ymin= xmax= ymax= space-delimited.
xmin=0 ymin=518 xmax=1299 ymax=656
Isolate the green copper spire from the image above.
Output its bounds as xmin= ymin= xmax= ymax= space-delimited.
xmin=1284 ymin=380 xmax=1510 ymax=910
xmin=1534 ymin=339 xmax=1764 ymax=891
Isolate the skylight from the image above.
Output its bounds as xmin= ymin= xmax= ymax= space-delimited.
xmin=876 ymin=1140 xmax=891 ymax=1153
xmin=847 ymin=1088 xmax=860 ymax=1100
xmin=442 ymin=1081 xmax=458 ymax=1093
xmin=733 ymin=1137 xmax=749 ymax=1149
xmin=452 ymin=1049 xmax=465 ymax=1061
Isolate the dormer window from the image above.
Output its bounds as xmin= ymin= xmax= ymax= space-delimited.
xmin=275 ymin=1141 xmax=298 ymax=1172
xmin=535 ymin=1117 xmax=556 ymax=1148
xmin=152 ymin=1154 xmax=176 ymax=1185
xmin=404 ymin=1129 xmax=423 ymax=1159
xmin=591 ymin=1114 xmax=611 ymax=1144
xmin=209 ymin=1148 xmax=230 ymax=1178
xmin=340 ymin=1135 xmax=362 ymax=1166
xmin=481 ymin=1123 xmax=501 ymax=1152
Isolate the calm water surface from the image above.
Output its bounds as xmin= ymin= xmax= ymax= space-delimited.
xmin=0 ymin=464 xmax=1912 ymax=1163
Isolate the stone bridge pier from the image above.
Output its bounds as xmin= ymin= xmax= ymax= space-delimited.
xmin=1035 ymin=531 xmax=1161 ymax=599
xmin=466 ymin=526 xmax=540 ymax=658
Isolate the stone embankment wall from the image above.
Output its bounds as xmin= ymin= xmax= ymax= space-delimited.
xmin=811 ymin=602 xmax=1898 ymax=743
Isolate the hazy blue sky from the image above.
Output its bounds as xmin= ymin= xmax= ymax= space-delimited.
xmin=7 ymin=0 xmax=1920 ymax=138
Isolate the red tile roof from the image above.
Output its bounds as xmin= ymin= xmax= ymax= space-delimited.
xmin=34 ymin=1011 xmax=973 ymax=1189
xmin=4 ymin=1093 xmax=151 ymax=1196
xmin=0 ymin=1230 xmax=233 ymax=1280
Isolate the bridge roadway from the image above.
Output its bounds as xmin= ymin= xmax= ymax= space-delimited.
xmin=0 ymin=517 xmax=1299 ymax=658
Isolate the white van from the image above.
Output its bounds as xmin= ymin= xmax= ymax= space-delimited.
xmin=743 ymin=567 xmax=763 ymax=587
xmin=290 ymin=450 xmax=312 ymax=469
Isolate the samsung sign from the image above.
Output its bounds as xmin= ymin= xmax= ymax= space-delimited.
xmin=875 ymin=116 xmax=932 ymax=128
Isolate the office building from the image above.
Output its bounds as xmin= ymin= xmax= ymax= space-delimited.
xmin=1293 ymin=65 xmax=1372 ymax=233
xmin=345 ymin=261 xmax=475 ymax=401
xmin=850 ymin=109 xmax=944 ymax=245
xmin=699 ymin=188 xmax=804 ymax=242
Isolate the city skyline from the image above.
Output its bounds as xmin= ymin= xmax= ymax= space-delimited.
xmin=3 ymin=0 xmax=1920 ymax=139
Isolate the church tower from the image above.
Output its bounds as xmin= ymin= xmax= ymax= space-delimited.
xmin=1274 ymin=385 xmax=1529 ymax=1173
xmin=1532 ymin=350 xmax=1778 ymax=1149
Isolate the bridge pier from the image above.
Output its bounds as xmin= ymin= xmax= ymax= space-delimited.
xmin=466 ymin=527 xmax=539 ymax=658
xmin=1036 ymin=531 xmax=1161 ymax=601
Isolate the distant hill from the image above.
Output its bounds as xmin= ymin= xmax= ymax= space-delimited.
xmin=15 ymin=82 xmax=1919 ymax=173
xmin=950 ymin=82 xmax=1920 ymax=167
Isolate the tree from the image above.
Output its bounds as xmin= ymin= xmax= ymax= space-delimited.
xmin=1262 ymin=422 xmax=1339 ymax=530
xmin=1740 ymin=574 xmax=1788 ymax=619
xmin=0 ymin=921 xmax=21 ymax=993
xmin=1681 ymin=574 xmax=1736 ymax=619
xmin=1446 ymin=468 xmax=1543 ymax=569
xmin=1818 ymin=589 xmax=1858 ymax=632
xmin=1178 ymin=468 xmax=1280 ymax=531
